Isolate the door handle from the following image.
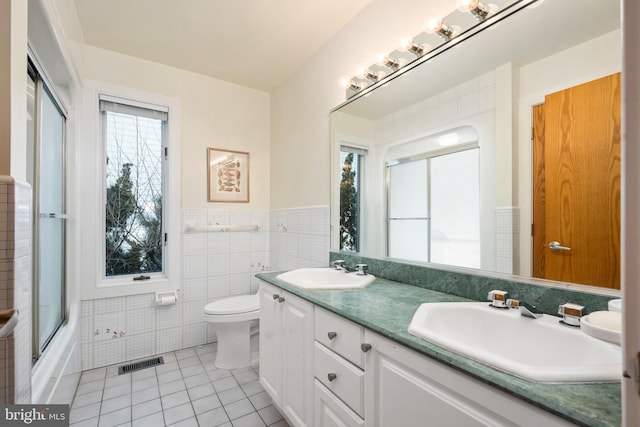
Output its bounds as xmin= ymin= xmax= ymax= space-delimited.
xmin=548 ymin=241 xmax=571 ymax=252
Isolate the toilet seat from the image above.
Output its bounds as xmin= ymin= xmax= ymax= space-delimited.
xmin=203 ymin=294 xmax=260 ymax=323
xmin=204 ymin=295 xmax=259 ymax=315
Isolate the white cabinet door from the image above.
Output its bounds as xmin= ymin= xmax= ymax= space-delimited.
xmin=259 ymin=281 xmax=314 ymax=427
xmin=363 ymin=330 xmax=574 ymax=427
xmin=315 ymin=380 xmax=365 ymax=427
xmin=259 ymin=282 xmax=282 ymax=405
xmin=281 ymin=290 xmax=314 ymax=427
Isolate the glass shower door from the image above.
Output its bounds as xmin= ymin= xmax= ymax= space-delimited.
xmin=387 ymin=160 xmax=430 ymax=262
xmin=29 ymin=70 xmax=66 ymax=358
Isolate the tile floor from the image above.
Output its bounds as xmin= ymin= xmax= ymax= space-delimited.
xmin=69 ymin=344 xmax=290 ymax=427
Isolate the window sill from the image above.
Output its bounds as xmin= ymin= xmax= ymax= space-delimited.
xmin=82 ymin=276 xmax=178 ymax=300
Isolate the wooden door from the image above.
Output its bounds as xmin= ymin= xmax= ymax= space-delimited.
xmin=532 ymin=73 xmax=621 ymax=289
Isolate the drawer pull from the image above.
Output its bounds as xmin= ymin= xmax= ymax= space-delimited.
xmin=361 ymin=343 xmax=372 ymax=353
xmin=327 ymin=331 xmax=337 ymax=340
xmin=327 ymin=373 xmax=337 ymax=382
xmin=278 ymin=297 xmax=285 ymax=303
xmin=273 ymin=294 xmax=280 ymax=300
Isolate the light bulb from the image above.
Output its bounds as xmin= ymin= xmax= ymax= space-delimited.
xmin=399 ymin=35 xmax=413 ymax=51
xmin=457 ymin=0 xmax=479 ymax=12
xmin=343 ymin=79 xmax=362 ymax=91
xmin=401 ymin=39 xmax=431 ymax=58
xmin=457 ymin=0 xmax=495 ymax=20
xmin=375 ymin=54 xmax=400 ymax=70
xmin=375 ymin=53 xmax=388 ymax=66
xmin=425 ymin=13 xmax=457 ymax=40
xmin=425 ymin=14 xmax=444 ymax=33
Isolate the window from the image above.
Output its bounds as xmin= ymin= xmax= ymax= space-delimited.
xmin=387 ymin=146 xmax=480 ymax=268
xmin=339 ymin=146 xmax=366 ymax=252
xmin=28 ymin=60 xmax=67 ymax=361
xmin=82 ymin=82 xmax=180 ymax=299
xmin=100 ymin=98 xmax=168 ymax=280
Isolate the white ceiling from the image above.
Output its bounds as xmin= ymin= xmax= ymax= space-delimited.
xmin=72 ymin=0 xmax=372 ymax=92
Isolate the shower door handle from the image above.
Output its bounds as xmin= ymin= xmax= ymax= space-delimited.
xmin=39 ymin=213 xmax=68 ymax=219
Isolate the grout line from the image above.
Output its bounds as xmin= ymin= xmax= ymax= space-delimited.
xmin=70 ymin=344 xmax=287 ymax=427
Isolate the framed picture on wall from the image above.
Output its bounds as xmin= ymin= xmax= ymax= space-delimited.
xmin=207 ymin=147 xmax=250 ymax=202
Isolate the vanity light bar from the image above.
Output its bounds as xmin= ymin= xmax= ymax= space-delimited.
xmin=377 ymin=54 xmax=401 ymax=71
xmin=457 ymin=0 xmax=496 ymax=21
xmin=344 ymin=1 xmax=501 ymax=99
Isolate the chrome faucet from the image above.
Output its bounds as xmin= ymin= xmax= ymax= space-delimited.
xmin=558 ymin=303 xmax=584 ymax=327
xmin=506 ymin=298 xmax=543 ymax=319
xmin=354 ymin=264 xmax=368 ymax=276
xmin=331 ymin=260 xmax=369 ymax=275
xmin=332 ymin=259 xmax=347 ymax=271
xmin=518 ymin=301 xmax=543 ymax=319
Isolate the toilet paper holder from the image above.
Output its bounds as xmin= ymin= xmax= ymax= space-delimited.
xmin=156 ymin=290 xmax=178 ymax=306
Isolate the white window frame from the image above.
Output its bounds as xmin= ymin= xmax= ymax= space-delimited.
xmin=339 ymin=144 xmax=367 ymax=252
xmin=81 ymin=80 xmax=181 ymax=299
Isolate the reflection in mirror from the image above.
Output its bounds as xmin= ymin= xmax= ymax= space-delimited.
xmin=386 ymin=128 xmax=480 ymax=268
xmin=330 ymin=0 xmax=621 ymax=290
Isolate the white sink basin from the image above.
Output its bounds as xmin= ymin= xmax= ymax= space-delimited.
xmin=276 ymin=268 xmax=375 ymax=290
xmin=408 ymin=302 xmax=621 ymax=382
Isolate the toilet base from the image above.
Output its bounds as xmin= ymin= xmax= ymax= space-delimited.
xmin=214 ymin=320 xmax=252 ymax=369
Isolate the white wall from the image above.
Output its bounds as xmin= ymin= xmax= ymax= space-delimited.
xmin=74 ymin=45 xmax=273 ymax=368
xmin=82 ymin=45 xmax=271 ymax=210
xmin=270 ymin=0 xmax=456 ymax=209
xmin=0 ymin=0 xmax=28 ymax=180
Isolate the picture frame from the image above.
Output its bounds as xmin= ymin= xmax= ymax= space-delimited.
xmin=207 ymin=148 xmax=250 ymax=202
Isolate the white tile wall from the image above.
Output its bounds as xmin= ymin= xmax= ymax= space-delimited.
xmin=14 ymin=180 xmax=33 ymax=404
xmin=0 ymin=178 xmax=32 ymax=404
xmin=495 ymin=207 xmax=520 ymax=275
xmin=82 ymin=206 xmax=329 ymax=370
xmin=269 ymin=207 xmax=330 ymax=271
xmin=374 ymin=71 xmax=496 ymax=144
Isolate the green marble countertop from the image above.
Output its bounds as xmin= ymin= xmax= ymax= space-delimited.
xmin=256 ymin=271 xmax=621 ymax=427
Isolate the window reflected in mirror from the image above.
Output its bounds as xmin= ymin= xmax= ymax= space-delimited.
xmin=387 ymin=146 xmax=480 ymax=268
xmin=340 ymin=146 xmax=366 ymax=252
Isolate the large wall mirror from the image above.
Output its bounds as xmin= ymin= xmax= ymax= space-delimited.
xmin=330 ymin=0 xmax=621 ymax=291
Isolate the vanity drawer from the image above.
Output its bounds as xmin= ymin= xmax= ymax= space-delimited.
xmin=314 ymin=342 xmax=364 ymax=417
xmin=315 ymin=307 xmax=364 ymax=368
xmin=314 ymin=380 xmax=364 ymax=427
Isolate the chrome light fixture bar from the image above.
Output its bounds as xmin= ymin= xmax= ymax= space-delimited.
xmin=425 ymin=15 xmax=458 ymax=41
xmin=400 ymin=38 xmax=431 ymax=58
xmin=457 ymin=0 xmax=497 ymax=21
xmin=362 ymin=69 xmax=381 ymax=83
xmin=377 ymin=54 xmax=401 ymax=71
xmin=341 ymin=0 xmax=536 ymax=101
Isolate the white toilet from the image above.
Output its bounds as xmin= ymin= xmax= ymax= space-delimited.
xmin=203 ymin=294 xmax=260 ymax=369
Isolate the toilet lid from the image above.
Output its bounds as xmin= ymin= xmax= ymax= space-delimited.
xmin=204 ymin=295 xmax=259 ymax=315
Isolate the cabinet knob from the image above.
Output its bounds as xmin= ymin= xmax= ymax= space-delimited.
xmin=361 ymin=343 xmax=372 ymax=353
xmin=273 ymin=294 xmax=280 ymax=300
xmin=327 ymin=331 xmax=337 ymax=340
xmin=278 ymin=297 xmax=285 ymax=303
xmin=327 ymin=373 xmax=337 ymax=382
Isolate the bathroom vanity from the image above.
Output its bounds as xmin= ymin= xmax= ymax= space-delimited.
xmin=257 ymin=270 xmax=621 ymax=427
